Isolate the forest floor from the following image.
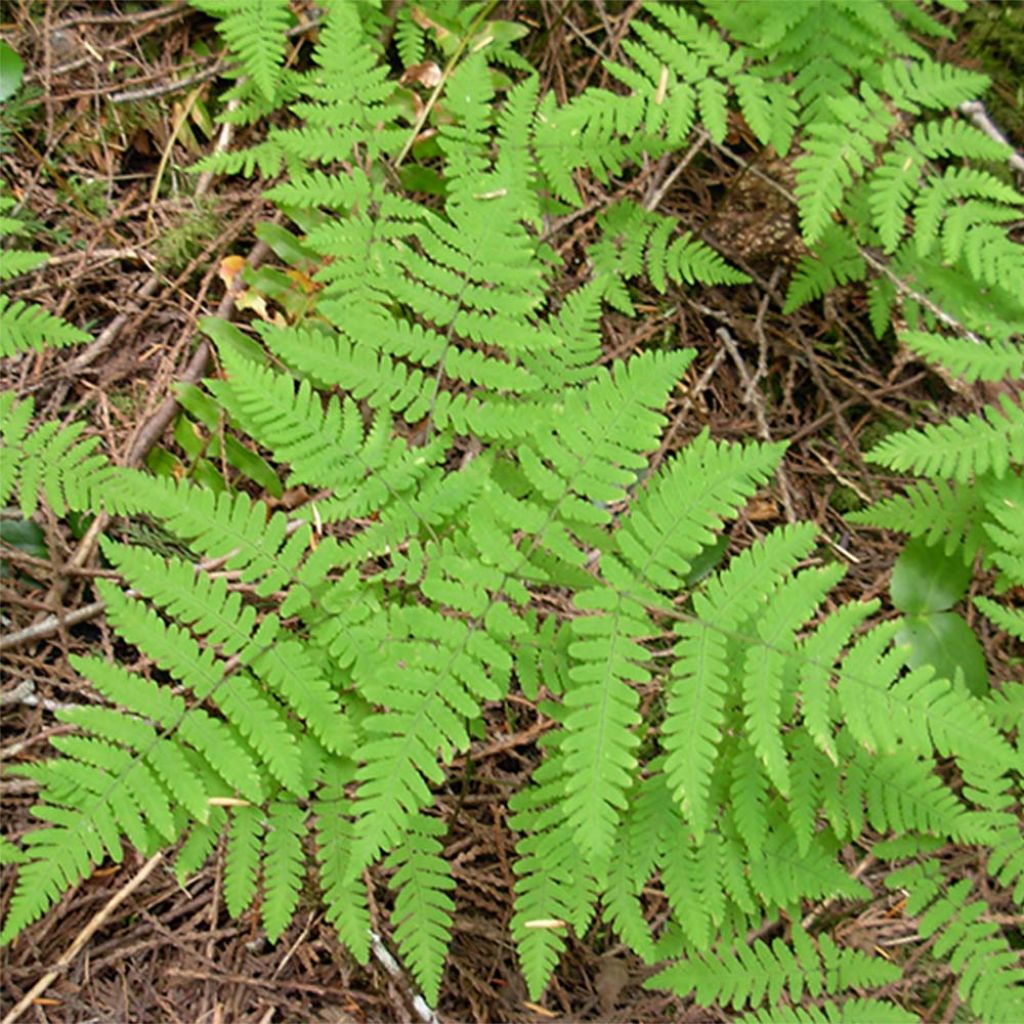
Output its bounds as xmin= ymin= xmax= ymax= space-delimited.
xmin=1 ymin=2 xmax=1021 ymax=1022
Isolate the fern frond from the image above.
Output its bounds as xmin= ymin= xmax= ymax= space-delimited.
xmin=0 ymin=249 xmax=48 ymax=279
xmin=743 ymin=563 xmax=845 ymax=796
xmin=104 ymin=473 xmax=313 ymax=592
xmin=224 ymin=803 xmax=263 ymax=918
xmin=837 ymin=622 xmax=1015 ymax=772
xmin=648 ymin=928 xmax=898 ymax=1009
xmin=974 ymin=596 xmax=1024 ymax=641
xmin=899 ymin=330 xmax=1024 ymax=382
xmin=794 ymin=86 xmax=893 ymax=244
xmin=889 ymin=863 xmax=1024 ymax=1022
xmin=912 ymin=167 xmax=1023 ymax=259
xmin=783 ymin=225 xmax=865 ymax=312
xmin=1 ymin=802 xmax=121 ymax=944
xmin=864 ymin=395 xmax=1024 ymax=482
xmin=386 ymin=813 xmax=455 ymax=1006
xmin=510 ymin=751 xmax=599 ymax=999
xmin=848 ymin=476 xmax=993 ymax=561
xmin=912 ymin=116 xmax=1011 ymax=161
xmin=188 ymin=0 xmax=291 ymax=100
xmin=90 ymin=587 xmax=270 ymax=802
xmin=601 ymin=775 xmax=666 ymax=962
xmin=795 ymin=600 xmax=877 ymax=766
xmin=665 ymin=523 xmax=818 ymax=838
xmin=0 ymin=291 xmax=90 ymax=357
xmin=734 ymin=72 xmax=798 ymax=155
xmin=209 ymin=345 xmax=439 ymax=511
xmin=737 ymin=997 xmax=918 ymax=1023
xmin=881 ymin=57 xmax=988 ymax=113
xmin=262 ymin=800 xmax=307 ymax=942
xmin=867 ymin=142 xmax=922 ymax=253
xmin=0 ymin=393 xmax=114 ymax=516
xmin=985 ymin=471 xmax=1024 ymax=586
xmin=314 ymin=759 xmax=370 ymax=963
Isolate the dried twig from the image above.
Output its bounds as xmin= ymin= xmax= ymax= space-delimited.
xmin=717 ymin=326 xmax=797 ymax=523
xmin=0 ymin=600 xmax=106 ymax=653
xmin=958 ymin=100 xmax=1024 ymax=175
xmin=369 ymin=930 xmax=441 ymax=1024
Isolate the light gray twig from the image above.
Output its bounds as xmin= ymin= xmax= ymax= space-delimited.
xmin=959 ymin=100 xmax=1024 ymax=175
xmin=369 ymin=930 xmax=441 ymax=1024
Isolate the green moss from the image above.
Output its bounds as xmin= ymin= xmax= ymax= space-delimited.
xmin=154 ymin=198 xmax=223 ymax=272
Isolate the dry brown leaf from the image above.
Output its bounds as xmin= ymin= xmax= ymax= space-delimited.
xmin=400 ymin=61 xmax=443 ymax=88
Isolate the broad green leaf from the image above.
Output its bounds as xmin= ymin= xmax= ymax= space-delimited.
xmin=890 ymin=537 xmax=971 ymax=613
xmin=896 ymin=612 xmax=989 ymax=697
xmin=0 ymin=42 xmax=24 ymax=103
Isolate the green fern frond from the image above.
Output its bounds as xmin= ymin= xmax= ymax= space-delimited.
xmin=899 ymin=330 xmax=1024 ymax=382
xmin=867 ymin=142 xmax=922 ymax=253
xmin=90 ymin=586 xmax=270 ymax=801
xmin=314 ymin=760 xmax=370 ymax=963
xmin=0 ymin=393 xmax=114 ymax=516
xmin=386 ymin=813 xmax=455 ymax=1006
xmin=889 ymin=863 xmax=1024 ymax=1022
xmin=224 ymin=803 xmax=263 ymax=918
xmin=912 ymin=116 xmax=1011 ymax=161
xmin=848 ymin=476 xmax=993 ymax=561
xmin=208 ymin=344 xmax=440 ymax=512
xmin=0 ymin=249 xmax=48 ymax=279
xmin=974 ymin=596 xmax=1024 ymax=641
xmin=985 ymin=471 xmax=1024 ymax=586
xmin=794 ymin=85 xmax=893 ymax=244
xmin=101 ymin=542 xmax=316 ymax=793
xmin=837 ymin=622 xmax=1014 ymax=771
xmin=881 ymin=57 xmax=988 ymax=112
xmin=1 ymin=801 xmax=123 ymax=944
xmin=103 ymin=473 xmax=314 ymax=592
xmin=601 ymin=775 xmax=666 ymax=963
xmin=912 ymin=167 xmax=1023 ymax=259
xmin=188 ymin=0 xmax=291 ymax=100
xmin=262 ymin=800 xmax=307 ymax=943
xmin=783 ymin=224 xmax=865 ymax=312
xmin=648 ymin=928 xmax=899 ymax=1010
xmin=734 ymin=72 xmax=798 ymax=155
xmin=0 ymin=294 xmax=90 ymax=357
xmin=510 ymin=750 xmax=600 ymax=1000
xmin=665 ymin=523 xmax=818 ymax=838
xmin=737 ymin=997 xmax=918 ymax=1023
xmin=864 ymin=395 xmax=1024 ymax=482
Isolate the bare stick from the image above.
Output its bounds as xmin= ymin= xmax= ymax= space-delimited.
xmin=959 ymin=100 xmax=1024 ymax=175
xmin=1 ymin=853 xmax=164 ymax=1024
xmin=717 ymin=326 xmax=797 ymax=523
xmin=369 ymin=930 xmax=441 ymax=1024
xmin=0 ymin=600 xmax=106 ymax=653
xmin=645 ymin=129 xmax=709 ymax=212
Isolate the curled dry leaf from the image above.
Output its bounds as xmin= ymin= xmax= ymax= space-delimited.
xmin=401 ymin=61 xmax=443 ymax=89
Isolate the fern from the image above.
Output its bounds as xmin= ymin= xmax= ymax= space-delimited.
xmin=0 ymin=191 xmax=90 ymax=356
xmin=648 ymin=928 xmax=900 ymax=1010
xmin=865 ymin=395 xmax=1023 ymax=481
xmin=187 ymin=0 xmax=291 ymax=101
xmin=4 ymin=2 xmax=1022 ymax=1018
xmin=386 ymin=813 xmax=455 ymax=1005
xmin=0 ymin=393 xmax=116 ymax=517
xmin=888 ymin=862 xmax=1024 ymax=1022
